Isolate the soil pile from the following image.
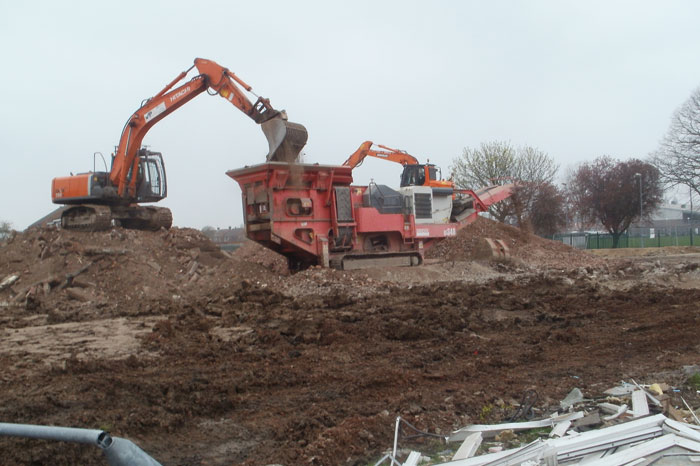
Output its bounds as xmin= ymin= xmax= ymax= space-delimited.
xmin=0 ymin=227 xmax=277 ymax=316
xmin=426 ymin=216 xmax=607 ymax=269
xmin=232 ymin=240 xmax=289 ymax=275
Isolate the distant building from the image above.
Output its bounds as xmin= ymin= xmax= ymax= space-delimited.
xmin=629 ymin=201 xmax=700 ymax=237
xmin=202 ymin=227 xmax=247 ymax=250
xmin=556 ymin=201 xmax=700 ymax=249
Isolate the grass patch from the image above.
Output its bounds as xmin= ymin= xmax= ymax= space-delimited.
xmin=517 ymin=427 xmax=551 ymax=444
xmin=687 ymin=373 xmax=700 ymax=390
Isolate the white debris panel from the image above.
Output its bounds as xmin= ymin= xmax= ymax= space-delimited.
xmin=435 ymin=414 xmax=700 ymax=466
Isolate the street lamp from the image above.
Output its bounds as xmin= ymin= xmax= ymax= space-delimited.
xmin=691 ymin=186 xmax=695 ymax=246
xmin=635 ymin=173 xmax=643 ymax=248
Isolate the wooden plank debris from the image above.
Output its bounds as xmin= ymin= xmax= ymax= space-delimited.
xmin=58 ymin=262 xmax=94 ymax=289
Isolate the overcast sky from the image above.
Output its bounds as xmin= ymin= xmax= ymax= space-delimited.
xmin=2 ymin=0 xmax=699 ymax=230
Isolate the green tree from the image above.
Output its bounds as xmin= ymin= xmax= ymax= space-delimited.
xmin=567 ymin=157 xmax=663 ymax=248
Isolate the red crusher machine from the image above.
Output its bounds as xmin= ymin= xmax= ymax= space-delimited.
xmin=227 ymin=156 xmax=514 ymax=270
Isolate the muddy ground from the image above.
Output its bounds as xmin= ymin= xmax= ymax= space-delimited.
xmin=1 ymin=219 xmax=700 ymax=465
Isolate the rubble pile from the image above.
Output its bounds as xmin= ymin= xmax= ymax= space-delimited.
xmin=0 ymin=227 xmax=275 ymax=316
xmin=426 ymin=216 xmax=608 ymax=269
xmin=231 ymin=240 xmax=289 ymax=275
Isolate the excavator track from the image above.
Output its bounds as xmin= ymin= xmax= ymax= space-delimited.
xmin=60 ymin=205 xmax=173 ymax=231
xmin=61 ymin=205 xmax=112 ymax=231
xmin=145 ymin=206 xmax=173 ymax=230
xmin=332 ymin=253 xmax=423 ymax=270
xmin=114 ymin=206 xmax=173 ymax=231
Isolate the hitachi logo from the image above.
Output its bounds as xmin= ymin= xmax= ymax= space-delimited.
xmin=170 ymin=86 xmax=190 ymax=102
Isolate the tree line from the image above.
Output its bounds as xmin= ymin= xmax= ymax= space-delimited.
xmin=450 ymin=85 xmax=700 ymax=248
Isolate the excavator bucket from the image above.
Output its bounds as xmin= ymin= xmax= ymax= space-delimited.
xmin=261 ymin=116 xmax=308 ymax=163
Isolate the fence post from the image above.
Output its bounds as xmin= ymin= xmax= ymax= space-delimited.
xmin=597 ymin=233 xmax=600 ymax=249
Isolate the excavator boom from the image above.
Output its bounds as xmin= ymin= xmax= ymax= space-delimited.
xmin=343 ymin=141 xmax=453 ymax=189
xmin=112 ymin=58 xmax=307 ymax=199
xmin=52 ymin=58 xmax=307 ymax=231
xmin=343 ymin=141 xmax=419 ymax=169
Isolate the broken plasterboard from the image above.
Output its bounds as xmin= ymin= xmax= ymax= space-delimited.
xmin=452 ymin=432 xmax=482 ymax=461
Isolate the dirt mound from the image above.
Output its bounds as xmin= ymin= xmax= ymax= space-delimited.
xmin=426 ymin=216 xmax=606 ymax=269
xmin=0 ymin=227 xmax=277 ymax=318
xmin=230 ymin=240 xmax=289 ymax=275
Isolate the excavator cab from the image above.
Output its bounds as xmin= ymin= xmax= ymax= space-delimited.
xmin=135 ymin=150 xmax=167 ymax=202
xmin=400 ymin=164 xmax=452 ymax=189
xmin=400 ymin=164 xmax=428 ymax=187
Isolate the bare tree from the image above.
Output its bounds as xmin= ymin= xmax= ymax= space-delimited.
xmin=652 ymin=86 xmax=700 ymax=193
xmin=451 ymin=141 xmax=558 ymax=226
xmin=567 ymin=157 xmax=663 ymax=248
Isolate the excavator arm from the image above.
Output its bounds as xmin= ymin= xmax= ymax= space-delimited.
xmin=344 ymin=141 xmax=454 ymax=189
xmin=342 ymin=141 xmax=419 ymax=169
xmin=111 ymin=57 xmax=307 ymax=198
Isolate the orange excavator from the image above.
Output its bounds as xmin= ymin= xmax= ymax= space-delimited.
xmin=343 ymin=141 xmax=454 ymax=189
xmin=51 ymin=58 xmax=307 ymax=230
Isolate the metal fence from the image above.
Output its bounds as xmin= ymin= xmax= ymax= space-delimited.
xmin=554 ymin=225 xmax=699 ymax=250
